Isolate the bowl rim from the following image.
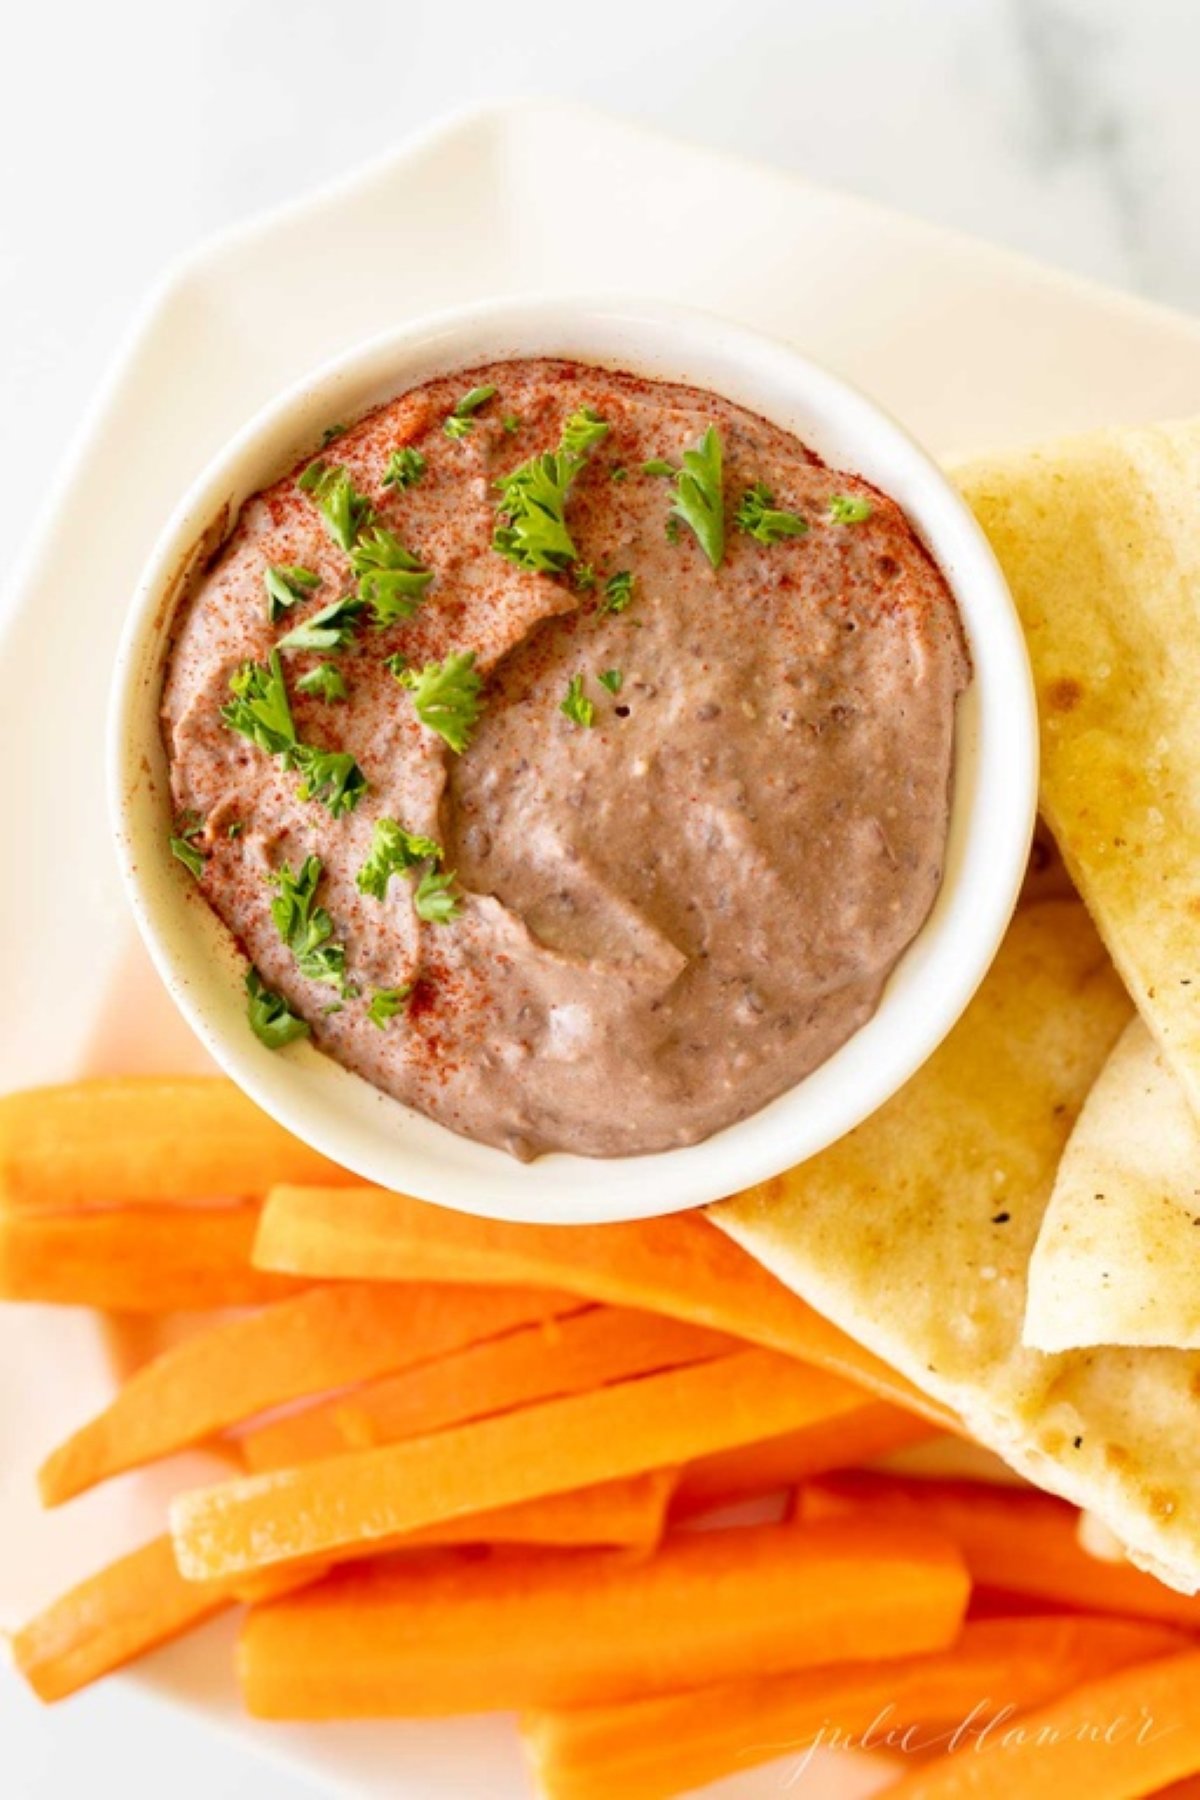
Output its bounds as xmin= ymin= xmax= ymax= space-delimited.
xmin=108 ymin=292 xmax=1037 ymax=1223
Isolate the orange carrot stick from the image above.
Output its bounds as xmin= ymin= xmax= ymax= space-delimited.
xmin=10 ymin=1533 xmax=328 ymax=1704
xmin=242 ymin=1304 xmax=733 ymax=1473
xmin=799 ymin=1472 xmax=1200 ymax=1629
xmin=0 ymin=1077 xmax=355 ymax=1213
xmin=254 ymin=1186 xmax=954 ymax=1430
xmin=0 ymin=1205 xmax=300 ymax=1311
xmin=40 ymin=1282 xmax=574 ymax=1506
xmin=398 ymin=1469 xmax=675 ymax=1553
xmin=172 ymin=1349 xmax=882 ymax=1581
xmin=520 ymin=1615 xmax=1189 ymax=1800
xmin=237 ymin=1518 xmax=969 ymax=1718
xmin=337 ymin=1305 xmax=736 ymax=1452
xmin=11 ymin=1536 xmax=230 ymax=1703
xmin=879 ymin=1647 xmax=1200 ymax=1799
xmin=670 ymin=1404 xmax=939 ymax=1520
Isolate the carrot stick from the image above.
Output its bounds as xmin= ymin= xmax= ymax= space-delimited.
xmin=254 ymin=1186 xmax=954 ymax=1430
xmin=0 ymin=1077 xmax=355 ymax=1214
xmin=10 ymin=1536 xmax=230 ymax=1703
xmin=40 ymin=1282 xmax=574 ymax=1506
xmin=241 ymin=1304 xmax=733 ymax=1473
xmin=799 ymin=1472 xmax=1200 ymax=1629
xmin=0 ymin=1205 xmax=300 ymax=1311
xmin=172 ymin=1349 xmax=884 ymax=1581
xmin=397 ymin=1469 xmax=675 ymax=1553
xmin=10 ymin=1534 xmax=329 ymax=1704
xmin=520 ymin=1615 xmax=1189 ymax=1800
xmin=337 ymin=1305 xmax=736 ymax=1452
xmin=670 ymin=1404 xmax=939 ymax=1520
xmin=879 ymin=1647 xmax=1200 ymax=1799
xmin=237 ymin=1518 xmax=969 ymax=1718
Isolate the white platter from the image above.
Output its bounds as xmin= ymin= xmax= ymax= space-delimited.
xmin=5 ymin=98 xmax=1200 ymax=1798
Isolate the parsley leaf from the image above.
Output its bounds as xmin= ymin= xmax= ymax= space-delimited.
xmin=669 ymin=426 xmax=725 ymax=567
xmin=610 ymin=464 xmax=628 ymax=484
xmin=642 ymin=457 xmax=676 ymax=478
xmin=321 ymin=424 xmax=346 ymax=446
xmin=561 ymin=674 xmax=595 ymax=728
xmin=169 ymin=812 xmax=206 ymax=880
xmin=264 ymin=564 xmax=320 ymax=623
xmin=501 ymin=414 xmax=521 ymax=436
xmin=665 ymin=516 xmax=681 ymax=544
xmin=269 ymin=855 xmax=354 ymax=995
xmin=383 ymin=651 xmax=409 ymax=679
xmin=829 ymin=493 xmax=872 ymax=524
xmin=414 ymin=868 xmax=463 ymax=924
xmin=228 ymin=821 xmax=244 ymax=839
xmin=296 ymin=661 xmax=348 ymax=702
xmin=350 ymin=527 xmax=434 ymax=626
xmin=560 ymin=406 xmax=610 ymax=458
xmin=368 ymin=985 xmax=411 ymax=1028
xmin=293 ymin=744 xmax=368 ymax=818
xmin=735 ymin=482 xmax=809 ymax=545
xmin=573 ymin=563 xmax=597 ymax=592
xmin=599 ymin=570 xmax=635 ymax=614
xmin=276 ymin=592 xmax=364 ymax=652
xmin=222 ymin=652 xmax=297 ymax=760
xmin=298 ymin=461 xmax=374 ymax=552
xmin=246 ymin=967 xmax=310 ymax=1050
xmin=396 ymin=651 xmax=484 ymax=754
xmin=492 ymin=407 xmax=609 ymax=574
xmin=382 ymin=447 xmax=426 ymax=490
xmin=598 ymin=668 xmax=623 ymax=694
xmin=444 ymin=384 xmax=497 ymax=439
xmin=356 ymin=817 xmax=443 ymax=900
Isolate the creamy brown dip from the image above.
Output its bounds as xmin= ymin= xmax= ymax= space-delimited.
xmin=163 ymin=359 xmax=969 ymax=1159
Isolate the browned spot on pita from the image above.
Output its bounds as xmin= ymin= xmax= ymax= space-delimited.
xmin=1045 ymin=675 xmax=1083 ymax=713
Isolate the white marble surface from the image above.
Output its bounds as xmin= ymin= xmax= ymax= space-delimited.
xmin=3 ymin=0 xmax=1199 ymax=1793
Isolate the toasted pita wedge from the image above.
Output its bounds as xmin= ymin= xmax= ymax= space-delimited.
xmin=1025 ymin=1015 xmax=1200 ymax=1350
xmin=957 ymin=420 xmax=1200 ymax=1115
xmin=712 ymin=902 xmax=1200 ymax=1594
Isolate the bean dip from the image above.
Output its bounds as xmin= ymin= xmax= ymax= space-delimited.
xmin=162 ymin=359 xmax=969 ymax=1159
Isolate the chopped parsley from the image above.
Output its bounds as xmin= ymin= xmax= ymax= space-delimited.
xmin=395 ymin=651 xmax=484 ymax=754
xmin=598 ymin=668 xmax=623 ymax=694
xmin=246 ymin=967 xmax=310 ymax=1050
xmin=356 ymin=817 xmax=444 ymax=900
xmin=222 ymin=655 xmax=366 ymax=815
xmin=227 ymin=821 xmax=245 ymax=839
xmin=383 ymin=651 xmax=409 ymax=679
xmin=599 ymin=570 xmax=635 ymax=614
xmin=264 ymin=563 xmax=320 ymax=623
xmin=169 ymin=812 xmax=206 ymax=880
xmin=222 ymin=651 xmax=297 ymax=759
xmin=828 ymin=493 xmax=872 ymax=524
xmin=444 ymin=384 xmax=497 ymax=439
xmin=560 ymin=406 xmax=611 ymax=459
xmin=276 ymin=592 xmax=364 ymax=652
xmin=501 ymin=414 xmax=521 ymax=436
xmin=292 ymin=744 xmax=367 ymax=818
xmin=492 ymin=406 xmax=609 ymax=574
xmin=610 ymin=464 xmax=628 ymax=484
xmin=321 ymin=424 xmax=346 ymax=446
xmin=350 ymin=527 xmax=434 ymax=626
xmin=298 ymin=460 xmax=374 ymax=552
xmin=368 ymin=985 xmax=412 ymax=1028
xmin=561 ymin=674 xmax=595 ymax=728
xmin=573 ymin=563 xmax=597 ymax=592
xmin=296 ymin=661 xmax=349 ymax=703
xmin=382 ymin=447 xmax=426 ymax=490
xmin=642 ymin=457 xmax=676 ymax=478
xmin=665 ymin=516 xmax=681 ymax=544
xmin=414 ymin=868 xmax=463 ymax=925
xmin=669 ymin=426 xmax=725 ymax=567
xmin=735 ymin=482 xmax=809 ymax=545
xmin=269 ymin=856 xmax=354 ymax=996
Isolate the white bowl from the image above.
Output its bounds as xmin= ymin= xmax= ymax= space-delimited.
xmin=109 ymin=295 xmax=1036 ymax=1223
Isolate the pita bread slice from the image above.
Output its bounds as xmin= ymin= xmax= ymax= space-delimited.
xmin=955 ymin=419 xmax=1200 ymax=1120
xmin=714 ymin=901 xmax=1200 ymax=1594
xmin=1025 ymin=1015 xmax=1200 ymax=1350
